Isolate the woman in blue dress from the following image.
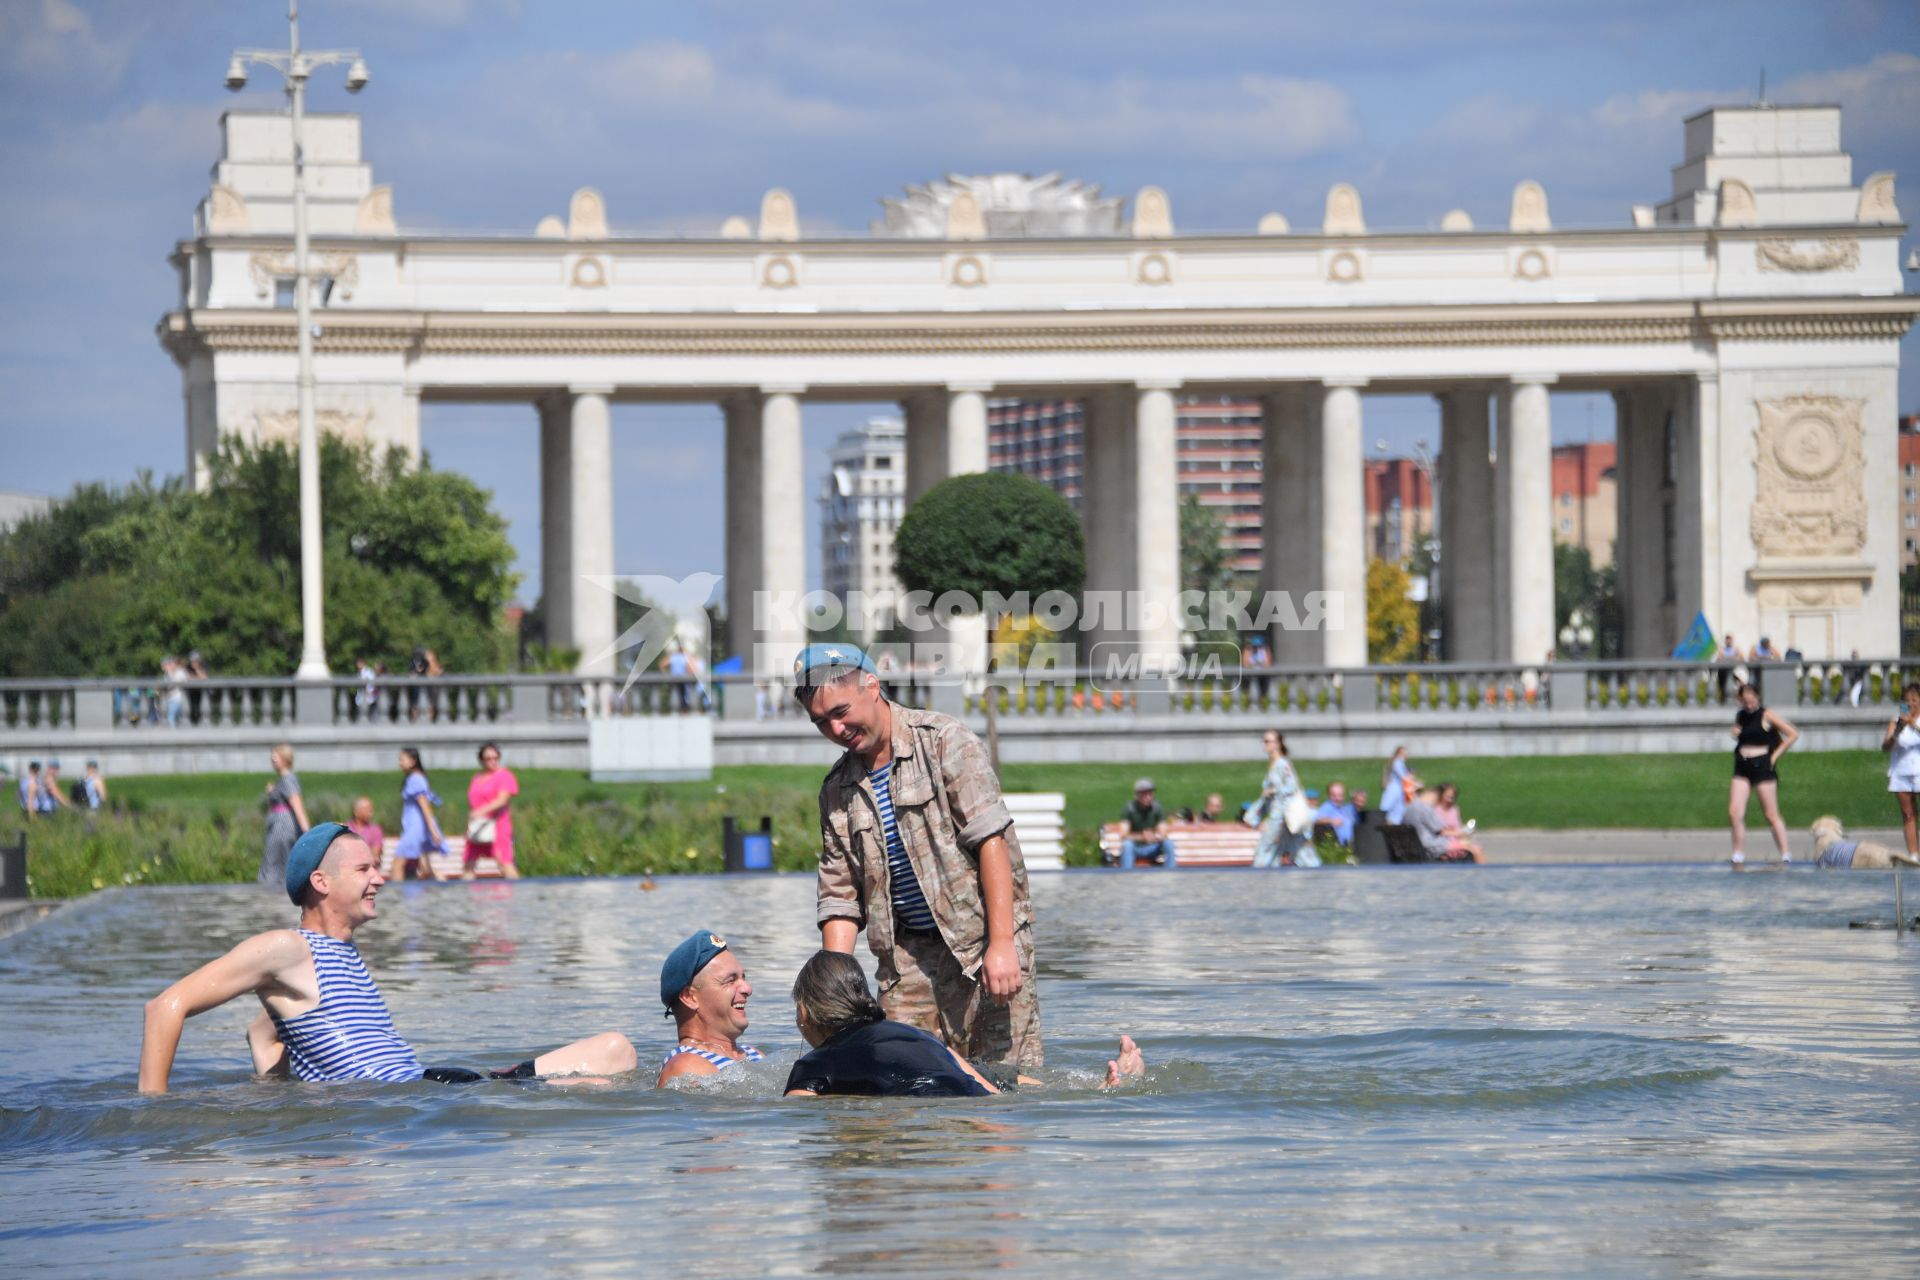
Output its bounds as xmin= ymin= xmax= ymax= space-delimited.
xmin=395 ymin=746 xmax=444 ymax=880
xmin=1252 ymin=730 xmax=1308 ymax=868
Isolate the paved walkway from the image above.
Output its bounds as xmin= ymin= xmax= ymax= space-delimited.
xmin=1483 ymin=827 xmax=1910 ymax=865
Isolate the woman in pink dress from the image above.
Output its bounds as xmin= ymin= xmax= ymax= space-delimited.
xmin=464 ymin=741 xmax=520 ymax=880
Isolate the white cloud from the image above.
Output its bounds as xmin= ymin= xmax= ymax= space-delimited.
xmin=0 ymin=0 xmax=131 ymax=85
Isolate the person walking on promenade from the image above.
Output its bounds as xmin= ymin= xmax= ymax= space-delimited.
xmin=139 ymin=824 xmax=634 ymax=1094
xmin=1882 ymin=682 xmax=1920 ymax=862
xmin=16 ymin=761 xmax=41 ymax=817
xmin=395 ymin=747 xmax=445 ymax=880
xmin=797 ymin=642 xmax=1042 ymax=1076
xmin=1381 ymin=745 xmax=1418 ymax=825
xmin=1715 ymin=634 xmax=1742 ymax=699
xmin=1729 ymin=682 xmax=1799 ymax=866
xmin=464 ymin=742 xmax=520 ymax=881
xmin=257 ymin=744 xmax=310 ymax=888
xmin=1252 ymin=730 xmax=1309 ymax=868
xmin=81 ymin=760 xmax=108 ymax=810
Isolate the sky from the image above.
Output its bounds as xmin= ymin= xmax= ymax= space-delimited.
xmin=1 ymin=0 xmax=1916 ymax=600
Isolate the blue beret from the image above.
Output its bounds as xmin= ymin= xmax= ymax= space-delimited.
xmin=792 ymin=643 xmax=875 ymax=685
xmin=660 ymin=929 xmax=730 ymax=1013
xmin=286 ymin=822 xmax=353 ymax=905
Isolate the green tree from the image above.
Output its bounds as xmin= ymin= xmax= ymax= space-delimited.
xmin=1367 ymin=557 xmax=1421 ymax=664
xmin=0 ymin=436 xmax=519 ymax=676
xmin=1179 ymin=492 xmax=1243 ymax=660
xmin=893 ymin=472 xmax=1086 ymax=622
xmin=1553 ymin=542 xmax=1622 ymax=657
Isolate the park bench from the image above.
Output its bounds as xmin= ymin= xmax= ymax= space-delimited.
xmin=379 ymin=834 xmax=504 ymax=880
xmin=1097 ymin=821 xmax=1260 ymax=867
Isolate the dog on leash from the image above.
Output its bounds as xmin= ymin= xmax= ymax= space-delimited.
xmin=1808 ymin=815 xmax=1920 ymax=869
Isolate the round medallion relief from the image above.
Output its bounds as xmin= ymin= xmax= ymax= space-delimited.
xmin=1774 ymin=412 xmax=1842 ymax=481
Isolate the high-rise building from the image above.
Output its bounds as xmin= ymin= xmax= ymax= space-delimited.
xmin=987 ymin=397 xmax=1265 ymax=573
xmin=1551 ymin=442 xmax=1618 ymax=567
xmin=818 ymin=417 xmax=905 ymax=634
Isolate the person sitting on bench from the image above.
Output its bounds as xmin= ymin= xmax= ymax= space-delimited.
xmin=1117 ymin=778 xmax=1177 ymax=868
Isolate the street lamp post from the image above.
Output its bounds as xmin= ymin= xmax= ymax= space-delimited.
xmin=226 ymin=3 xmax=368 ymax=680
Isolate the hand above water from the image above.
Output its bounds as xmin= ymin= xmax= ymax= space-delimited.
xmin=982 ymin=938 xmax=1021 ymax=1001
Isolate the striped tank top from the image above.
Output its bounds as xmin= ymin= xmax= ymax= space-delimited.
xmin=660 ymin=1043 xmax=764 ymax=1070
xmin=868 ymin=764 xmax=936 ymax=932
xmin=272 ymin=929 xmax=425 ymax=1083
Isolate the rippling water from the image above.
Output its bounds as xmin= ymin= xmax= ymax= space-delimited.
xmin=3 ymin=867 xmax=1918 ymax=1278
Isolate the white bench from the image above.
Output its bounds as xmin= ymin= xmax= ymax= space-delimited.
xmin=1098 ymin=821 xmax=1261 ymax=867
xmin=1006 ymin=792 xmax=1065 ymax=871
xmin=379 ymin=834 xmax=508 ymax=879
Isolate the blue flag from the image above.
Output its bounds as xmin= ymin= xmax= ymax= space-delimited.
xmin=1670 ymin=611 xmax=1716 ymax=661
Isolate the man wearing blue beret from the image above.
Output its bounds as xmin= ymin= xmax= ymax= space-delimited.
xmin=654 ymin=929 xmax=764 ymax=1086
xmin=795 ymin=642 xmax=1042 ymax=1074
xmin=137 ymin=823 xmax=636 ymax=1093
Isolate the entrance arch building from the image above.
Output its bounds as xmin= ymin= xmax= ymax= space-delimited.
xmin=160 ymin=105 xmax=1916 ymax=674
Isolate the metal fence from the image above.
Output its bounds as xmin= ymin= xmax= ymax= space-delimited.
xmin=2 ymin=658 xmax=1909 ymax=734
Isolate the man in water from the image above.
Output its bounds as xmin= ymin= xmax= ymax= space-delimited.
xmin=796 ymin=643 xmax=1042 ymax=1075
xmin=138 ymin=823 xmax=636 ymax=1093
xmin=655 ymin=929 xmax=764 ymax=1085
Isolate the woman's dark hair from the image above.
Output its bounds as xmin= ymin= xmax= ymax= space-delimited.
xmin=1903 ymin=683 xmax=1920 ymax=702
xmin=791 ymin=950 xmax=884 ymax=1041
xmin=400 ymin=746 xmax=424 ymax=774
xmin=1736 ymin=682 xmax=1759 ymax=701
xmin=477 ymin=741 xmax=502 ymax=766
xmin=1271 ymin=732 xmax=1288 ymax=756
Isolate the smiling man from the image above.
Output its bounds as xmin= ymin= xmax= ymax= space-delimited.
xmin=137 ymin=823 xmax=635 ymax=1093
xmin=795 ymin=643 xmax=1042 ymax=1077
xmin=655 ymin=929 xmax=764 ymax=1085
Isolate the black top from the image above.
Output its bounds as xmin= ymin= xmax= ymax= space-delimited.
xmin=1735 ymin=705 xmax=1779 ymax=749
xmin=784 ymin=1020 xmax=990 ymax=1098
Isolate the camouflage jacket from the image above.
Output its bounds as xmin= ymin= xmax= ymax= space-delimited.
xmin=815 ymin=703 xmax=1031 ymax=977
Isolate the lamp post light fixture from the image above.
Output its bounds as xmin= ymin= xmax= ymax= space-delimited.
xmin=226 ymin=3 xmax=368 ymax=680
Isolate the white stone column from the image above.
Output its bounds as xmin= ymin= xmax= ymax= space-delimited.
xmin=538 ymin=393 xmax=575 ymax=656
xmin=1079 ymin=388 xmax=1136 ymax=665
xmin=568 ymin=386 xmax=617 ymax=675
xmin=724 ymin=387 xmax=809 ymax=679
xmin=1261 ymin=386 xmax=1321 ymax=665
xmin=1135 ymin=381 xmax=1183 ymax=664
xmin=900 ymin=384 xmax=992 ymax=674
xmin=399 ymin=387 xmax=422 ymax=467
xmin=902 ymin=391 xmax=946 ymax=505
xmin=1504 ymin=377 xmax=1556 ymax=665
xmin=1320 ymin=380 xmax=1368 ymax=668
xmin=1614 ymin=386 xmax=1670 ymax=658
xmin=1438 ymin=387 xmax=1495 ymax=661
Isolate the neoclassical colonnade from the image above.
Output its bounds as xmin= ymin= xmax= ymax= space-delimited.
xmin=509 ymin=373 xmax=1703 ymax=677
xmin=161 ymin=104 xmax=1912 ymax=674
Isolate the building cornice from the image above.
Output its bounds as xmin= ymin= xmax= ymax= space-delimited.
xmin=169 ymin=220 xmax=1908 ymax=259
xmin=157 ymin=295 xmax=1920 ymax=362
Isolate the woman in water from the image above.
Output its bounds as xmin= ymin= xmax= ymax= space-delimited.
xmin=257 ymin=743 xmax=310 ymax=888
xmin=784 ymin=951 xmax=1142 ymax=1097
xmin=1882 ymin=682 xmax=1920 ymax=861
xmin=395 ymin=747 xmax=444 ymax=880
xmin=1728 ymin=682 xmax=1798 ymax=866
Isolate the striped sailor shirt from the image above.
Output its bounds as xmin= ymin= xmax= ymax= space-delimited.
xmin=868 ymin=762 xmax=937 ymax=931
xmin=273 ymin=929 xmax=425 ymax=1083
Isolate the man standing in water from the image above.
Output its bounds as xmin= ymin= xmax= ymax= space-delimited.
xmin=138 ymin=824 xmax=635 ymax=1093
xmin=655 ymin=929 xmax=764 ymax=1085
xmin=796 ymin=643 xmax=1042 ymax=1075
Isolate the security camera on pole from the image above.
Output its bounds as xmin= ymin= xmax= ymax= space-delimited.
xmin=225 ymin=4 xmax=369 ymax=680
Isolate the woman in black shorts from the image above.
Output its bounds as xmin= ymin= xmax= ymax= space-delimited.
xmin=1729 ymin=681 xmax=1799 ymax=866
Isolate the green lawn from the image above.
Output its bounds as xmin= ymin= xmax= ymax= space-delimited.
xmin=8 ymin=751 xmax=1897 ymax=898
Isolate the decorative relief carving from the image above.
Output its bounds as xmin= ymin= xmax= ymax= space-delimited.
xmin=1509 ymin=180 xmax=1550 ymax=232
xmin=1514 ymin=248 xmax=1550 ymax=280
xmin=1327 ymin=250 xmax=1362 ymax=283
xmin=1132 ymin=186 xmax=1173 ymax=237
xmin=1857 ymin=171 xmax=1898 ymax=224
xmin=249 ymin=251 xmax=359 ymax=300
xmin=1440 ymin=209 xmax=1473 ymax=232
xmin=206 ymin=184 xmax=249 ymax=234
xmin=761 ymin=254 xmax=799 ymax=288
xmin=950 ymin=254 xmax=987 ymax=288
xmin=1750 ymin=394 xmax=1867 ymax=560
xmin=354 ymin=186 xmax=396 ymax=234
xmin=946 ymin=192 xmax=986 ymax=240
xmin=1136 ymin=252 xmax=1173 ymax=285
xmin=568 ymin=188 xmax=607 ymax=240
xmin=759 ymin=189 xmax=799 ymax=241
xmin=1323 ymin=184 xmax=1365 ymax=235
xmin=1755 ymin=238 xmax=1860 ymax=272
xmin=1717 ymin=178 xmax=1759 ymax=227
xmin=570 ymin=256 xmax=608 ymax=288
xmin=252 ymin=408 xmax=372 ymax=445
xmin=1256 ymin=212 xmax=1289 ymax=234
xmin=719 ymin=216 xmax=752 ymax=239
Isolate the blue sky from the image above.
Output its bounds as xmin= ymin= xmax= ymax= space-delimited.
xmin=1 ymin=0 xmax=1916 ymax=598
